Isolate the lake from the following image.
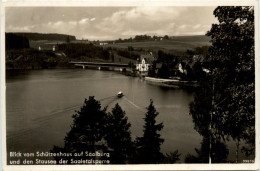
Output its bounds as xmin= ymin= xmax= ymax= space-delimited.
xmin=5 ymin=69 xmax=248 ymax=163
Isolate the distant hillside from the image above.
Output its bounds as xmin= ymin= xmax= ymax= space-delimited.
xmin=170 ymin=35 xmax=211 ymax=43
xmin=7 ymin=32 xmax=76 ymax=41
xmin=6 ymin=33 xmax=30 ymax=50
xmin=105 ymin=35 xmax=211 ymax=52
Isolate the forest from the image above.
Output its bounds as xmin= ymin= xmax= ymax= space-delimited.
xmin=7 ymin=32 xmax=76 ymax=41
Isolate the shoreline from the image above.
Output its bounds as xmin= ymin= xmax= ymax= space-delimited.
xmin=145 ymin=77 xmax=199 ymax=88
xmin=6 ymin=68 xmax=198 ymax=89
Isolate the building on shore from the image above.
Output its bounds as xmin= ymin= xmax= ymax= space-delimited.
xmin=99 ymin=42 xmax=108 ymax=46
xmin=136 ymin=53 xmax=154 ymax=76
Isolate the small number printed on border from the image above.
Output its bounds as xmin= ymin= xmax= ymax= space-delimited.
xmin=242 ymin=159 xmax=254 ymax=163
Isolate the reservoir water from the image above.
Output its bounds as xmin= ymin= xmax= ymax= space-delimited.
xmin=5 ymin=69 xmax=249 ymax=163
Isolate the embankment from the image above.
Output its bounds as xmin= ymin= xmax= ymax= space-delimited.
xmin=145 ymin=77 xmax=198 ymax=88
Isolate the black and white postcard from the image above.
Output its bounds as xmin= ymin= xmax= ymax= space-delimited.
xmin=1 ymin=0 xmax=259 ymax=170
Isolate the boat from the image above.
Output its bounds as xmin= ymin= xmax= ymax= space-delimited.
xmin=117 ymin=91 xmax=124 ymax=98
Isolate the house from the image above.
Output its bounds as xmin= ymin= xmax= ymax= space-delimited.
xmin=136 ymin=53 xmax=154 ymax=76
xmin=99 ymin=42 xmax=108 ymax=46
xmin=136 ymin=58 xmax=149 ymax=72
xmin=202 ymin=68 xmax=210 ymax=73
xmin=178 ymin=62 xmax=188 ymax=75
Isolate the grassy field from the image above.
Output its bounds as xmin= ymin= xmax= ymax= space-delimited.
xmin=26 ymin=35 xmax=211 ymax=65
xmin=103 ymin=35 xmax=211 ymax=52
xmin=29 ymin=35 xmax=211 ymax=52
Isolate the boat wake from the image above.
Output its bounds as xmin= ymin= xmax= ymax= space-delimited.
xmin=7 ymin=95 xmax=118 ymax=140
xmin=122 ymin=96 xmax=146 ymax=113
xmin=8 ymin=95 xmax=147 ymax=140
xmin=33 ymin=95 xmax=117 ymax=123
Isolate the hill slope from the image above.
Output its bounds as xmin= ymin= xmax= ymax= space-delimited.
xmin=105 ymin=35 xmax=211 ymax=52
xmin=6 ymin=32 xmax=76 ymax=41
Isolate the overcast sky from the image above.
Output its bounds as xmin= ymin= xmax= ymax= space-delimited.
xmin=6 ymin=6 xmax=218 ymax=40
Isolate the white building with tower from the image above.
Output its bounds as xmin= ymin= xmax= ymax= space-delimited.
xmin=136 ymin=58 xmax=149 ymax=72
xmin=136 ymin=53 xmax=154 ymax=76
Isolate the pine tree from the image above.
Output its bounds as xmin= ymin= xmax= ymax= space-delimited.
xmin=51 ymin=96 xmax=108 ymax=163
xmin=105 ymin=103 xmax=133 ymax=164
xmin=135 ymin=99 xmax=164 ymax=164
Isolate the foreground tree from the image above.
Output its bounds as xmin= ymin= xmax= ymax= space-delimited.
xmin=105 ymin=103 xmax=134 ymax=164
xmin=185 ymin=137 xmax=229 ymax=163
xmin=189 ymin=6 xmax=255 ymax=163
xmin=207 ymin=6 xmax=255 ymax=162
xmin=189 ymin=80 xmax=229 ymax=163
xmin=135 ymin=99 xmax=164 ymax=163
xmin=164 ymin=150 xmax=181 ymax=163
xmin=52 ymin=96 xmax=108 ymax=163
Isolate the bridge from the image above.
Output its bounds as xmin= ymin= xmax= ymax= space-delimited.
xmin=70 ymin=61 xmax=131 ymax=70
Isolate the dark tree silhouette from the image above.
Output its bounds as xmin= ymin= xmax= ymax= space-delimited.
xmin=189 ymin=6 xmax=255 ymax=163
xmin=164 ymin=35 xmax=169 ymax=40
xmin=51 ymin=96 xmax=108 ymax=163
xmin=189 ymin=79 xmax=229 ymax=163
xmin=9 ymin=32 xmax=76 ymax=41
xmin=58 ymin=43 xmax=110 ymax=60
xmin=66 ymin=36 xmax=71 ymax=43
xmin=128 ymin=46 xmax=134 ymax=51
xmin=164 ymin=150 xmax=181 ymax=163
xmin=148 ymin=61 xmax=156 ymax=77
xmin=206 ymin=6 xmax=255 ymax=162
xmin=111 ymin=53 xmax=115 ymax=62
xmin=105 ymin=103 xmax=134 ymax=164
xmin=135 ymin=99 xmax=164 ymax=164
xmin=6 ymin=33 xmax=30 ymax=50
xmin=185 ymin=137 xmax=229 ymax=163
xmin=192 ymin=61 xmax=206 ymax=81
xmin=158 ymin=64 xmax=170 ymax=79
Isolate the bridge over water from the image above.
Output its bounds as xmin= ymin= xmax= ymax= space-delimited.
xmin=70 ymin=61 xmax=132 ymax=71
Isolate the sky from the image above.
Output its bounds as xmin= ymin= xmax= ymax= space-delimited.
xmin=5 ymin=6 xmax=218 ymax=40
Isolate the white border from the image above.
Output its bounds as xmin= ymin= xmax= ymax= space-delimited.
xmin=1 ymin=0 xmax=259 ymax=170
xmin=0 ymin=0 xmax=259 ymax=7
